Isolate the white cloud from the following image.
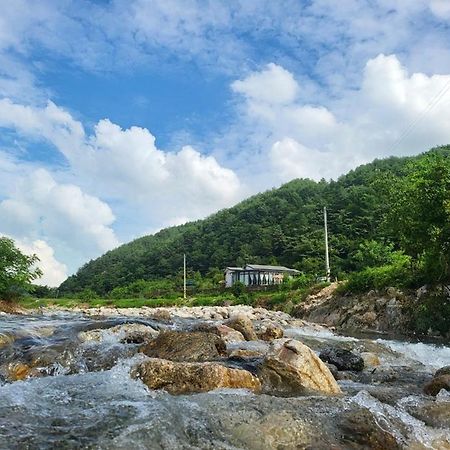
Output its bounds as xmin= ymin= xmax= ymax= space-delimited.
xmin=232 ymin=63 xmax=298 ymax=105
xmin=0 ymin=167 xmax=119 ymax=273
xmin=429 ymin=0 xmax=450 ymax=19
xmin=15 ymin=239 xmax=68 ymax=287
xmin=230 ymin=54 xmax=450 ymax=184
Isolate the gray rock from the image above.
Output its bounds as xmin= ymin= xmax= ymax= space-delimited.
xmin=319 ymin=347 xmax=364 ymax=372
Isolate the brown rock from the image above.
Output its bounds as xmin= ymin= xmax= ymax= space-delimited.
xmin=228 ymin=348 xmax=266 ymax=359
xmin=131 ymin=358 xmax=261 ymax=395
xmin=258 ymin=324 xmax=284 ymax=341
xmin=193 ymin=323 xmax=246 ymax=343
xmin=424 ymin=374 xmax=450 ymax=396
xmin=361 ymin=352 xmax=381 ymax=368
xmin=225 ymin=314 xmax=258 ymax=341
xmin=215 ymin=324 xmax=246 ymax=343
xmin=4 ymin=362 xmax=40 ymax=381
xmin=259 ymin=338 xmax=342 ymax=395
xmin=435 ymin=366 xmax=450 ymax=378
xmin=140 ymin=330 xmax=226 ymax=362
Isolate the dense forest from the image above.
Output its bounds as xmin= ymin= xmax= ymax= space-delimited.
xmin=60 ymin=146 xmax=450 ymax=295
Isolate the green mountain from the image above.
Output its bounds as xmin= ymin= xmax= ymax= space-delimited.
xmin=60 ymin=146 xmax=450 ymax=295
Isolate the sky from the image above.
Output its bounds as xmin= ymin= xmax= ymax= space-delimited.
xmin=1 ymin=0 xmax=450 ymax=286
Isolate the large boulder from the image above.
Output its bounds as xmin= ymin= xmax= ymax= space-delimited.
xmin=319 ymin=347 xmax=364 ymax=372
xmin=225 ymin=314 xmax=258 ymax=341
xmin=259 ymin=338 xmax=342 ymax=395
xmin=140 ymin=331 xmax=227 ymax=362
xmin=131 ymin=358 xmax=261 ymax=395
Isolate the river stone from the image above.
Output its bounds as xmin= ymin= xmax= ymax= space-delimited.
xmin=78 ymin=323 xmax=158 ymax=344
xmin=259 ymin=338 xmax=342 ymax=395
xmin=435 ymin=366 xmax=450 ymax=377
xmin=131 ymin=358 xmax=261 ymax=394
xmin=140 ymin=330 xmax=227 ymax=362
xmin=319 ymin=347 xmax=364 ymax=371
xmin=258 ymin=324 xmax=284 ymax=341
xmin=424 ymin=374 xmax=450 ymax=396
xmin=3 ymin=362 xmax=40 ymax=381
xmin=192 ymin=323 xmax=246 ymax=343
xmin=361 ymin=352 xmax=381 ymax=368
xmin=225 ymin=314 xmax=258 ymax=341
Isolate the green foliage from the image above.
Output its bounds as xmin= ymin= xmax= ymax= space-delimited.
xmin=353 ymin=240 xmax=397 ymax=270
xmin=0 ymin=237 xmax=42 ymax=301
xmin=231 ymin=281 xmax=246 ymax=298
xmin=59 ymin=146 xmax=450 ymax=296
xmin=412 ymin=290 xmax=450 ymax=335
xmin=384 ymin=149 xmax=450 ymax=282
xmin=343 ymin=252 xmax=413 ymax=293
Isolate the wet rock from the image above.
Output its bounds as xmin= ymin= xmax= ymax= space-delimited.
xmin=361 ymin=352 xmax=381 ymax=368
xmin=113 ymin=323 xmax=159 ymax=344
xmin=228 ymin=348 xmax=265 ymax=360
xmin=259 ymin=338 xmax=342 ymax=395
xmin=435 ymin=365 xmax=450 ymax=377
xmin=319 ymin=347 xmax=364 ymax=371
xmin=325 ymin=363 xmax=339 ymax=379
xmin=78 ymin=323 xmax=158 ymax=344
xmin=257 ymin=324 xmax=284 ymax=341
xmin=424 ymin=374 xmax=450 ymax=396
xmin=405 ymin=399 xmax=450 ymax=428
xmin=192 ymin=323 xmax=246 ymax=343
xmin=131 ymin=358 xmax=261 ymax=395
xmin=0 ymin=333 xmax=15 ymax=348
xmin=339 ymin=408 xmax=401 ymax=449
xmin=225 ymin=314 xmax=258 ymax=341
xmin=140 ymin=330 xmax=227 ymax=362
xmin=2 ymin=362 xmax=40 ymax=381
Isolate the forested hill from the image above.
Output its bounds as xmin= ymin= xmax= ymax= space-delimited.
xmin=60 ymin=146 xmax=450 ymax=295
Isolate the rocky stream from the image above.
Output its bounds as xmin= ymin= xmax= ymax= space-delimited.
xmin=0 ymin=305 xmax=449 ymax=449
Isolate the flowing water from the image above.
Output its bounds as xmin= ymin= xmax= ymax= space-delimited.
xmin=0 ymin=311 xmax=449 ymax=449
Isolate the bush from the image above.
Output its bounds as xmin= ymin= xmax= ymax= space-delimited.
xmin=231 ymin=281 xmax=246 ymax=297
xmin=343 ymin=252 xmax=413 ymax=293
xmin=412 ymin=290 xmax=450 ymax=335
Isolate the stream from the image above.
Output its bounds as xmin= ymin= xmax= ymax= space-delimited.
xmin=0 ymin=309 xmax=449 ymax=449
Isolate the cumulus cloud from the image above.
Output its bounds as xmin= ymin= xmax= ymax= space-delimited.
xmin=13 ymin=238 xmax=68 ymax=287
xmin=232 ymin=63 xmax=298 ymax=105
xmin=231 ymin=54 xmax=450 ymax=184
xmin=0 ymin=167 xmax=119 ymax=273
xmin=0 ymin=101 xmax=242 ymax=223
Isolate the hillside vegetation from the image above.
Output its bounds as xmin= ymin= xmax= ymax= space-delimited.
xmin=60 ymin=146 xmax=450 ymax=297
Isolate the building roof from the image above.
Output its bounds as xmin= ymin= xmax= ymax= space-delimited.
xmin=226 ymin=264 xmax=300 ymax=273
xmin=225 ymin=266 xmax=244 ymax=271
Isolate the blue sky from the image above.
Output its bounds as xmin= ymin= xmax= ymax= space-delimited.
xmin=1 ymin=0 xmax=450 ymax=285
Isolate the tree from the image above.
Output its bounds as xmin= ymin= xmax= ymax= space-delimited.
xmin=385 ymin=152 xmax=450 ymax=281
xmin=0 ymin=237 xmax=42 ymax=301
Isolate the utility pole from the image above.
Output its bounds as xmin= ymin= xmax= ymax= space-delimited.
xmin=183 ymin=253 xmax=187 ymax=299
xmin=324 ymin=207 xmax=331 ymax=282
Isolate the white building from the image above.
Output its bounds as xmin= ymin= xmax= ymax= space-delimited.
xmin=224 ymin=264 xmax=300 ymax=288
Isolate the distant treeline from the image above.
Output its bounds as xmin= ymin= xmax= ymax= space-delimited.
xmin=59 ymin=146 xmax=450 ymax=296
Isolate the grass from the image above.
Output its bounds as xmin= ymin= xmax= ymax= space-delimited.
xmin=18 ymin=283 xmax=329 ymax=313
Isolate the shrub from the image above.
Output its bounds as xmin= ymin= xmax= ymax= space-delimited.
xmin=343 ymin=252 xmax=413 ymax=293
xmin=412 ymin=289 xmax=450 ymax=335
xmin=231 ymin=281 xmax=246 ymax=297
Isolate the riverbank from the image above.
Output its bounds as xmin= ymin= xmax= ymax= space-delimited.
xmin=293 ymin=283 xmax=450 ymax=340
xmin=0 ymin=305 xmax=449 ymax=448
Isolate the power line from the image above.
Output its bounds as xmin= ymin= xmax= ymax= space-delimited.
xmin=387 ymin=78 xmax=450 ymax=154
